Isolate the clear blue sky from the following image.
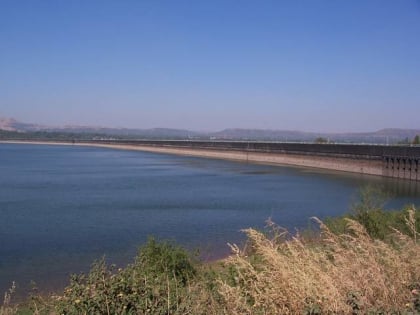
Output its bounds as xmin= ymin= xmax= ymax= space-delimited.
xmin=1 ymin=0 xmax=419 ymax=132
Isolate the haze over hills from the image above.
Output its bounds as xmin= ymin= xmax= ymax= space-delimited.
xmin=0 ymin=117 xmax=200 ymax=139
xmin=0 ymin=117 xmax=419 ymax=144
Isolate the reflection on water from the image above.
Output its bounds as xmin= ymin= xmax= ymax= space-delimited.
xmin=0 ymin=143 xmax=419 ymax=296
xmin=380 ymin=178 xmax=419 ymax=197
xmin=296 ymin=166 xmax=420 ymax=197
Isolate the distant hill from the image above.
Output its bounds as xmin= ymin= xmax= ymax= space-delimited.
xmin=0 ymin=117 xmax=48 ymax=132
xmin=0 ymin=116 xmax=419 ymax=144
xmin=0 ymin=117 xmax=201 ymax=140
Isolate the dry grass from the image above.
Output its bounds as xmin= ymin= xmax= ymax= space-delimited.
xmin=219 ymin=207 xmax=420 ymax=314
xmin=0 ymin=282 xmax=17 ymax=315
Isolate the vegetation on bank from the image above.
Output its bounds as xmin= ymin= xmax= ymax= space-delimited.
xmin=326 ymin=186 xmax=420 ymax=241
xmin=0 ymin=129 xmax=111 ymax=141
xmin=0 ymin=130 xmax=193 ymax=141
xmin=1 ymin=189 xmax=419 ymax=314
xmin=2 ymin=129 xmax=420 ymax=145
xmin=397 ymin=135 xmax=420 ymax=145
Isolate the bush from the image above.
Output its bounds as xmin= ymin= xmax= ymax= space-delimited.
xmin=54 ymin=238 xmax=203 ymax=314
xmin=326 ymin=186 xmax=420 ymax=241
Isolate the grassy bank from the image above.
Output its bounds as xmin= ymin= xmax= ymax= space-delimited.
xmin=2 ymin=193 xmax=419 ymax=314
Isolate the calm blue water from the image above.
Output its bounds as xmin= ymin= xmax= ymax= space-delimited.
xmin=1 ymin=143 xmax=419 ymax=295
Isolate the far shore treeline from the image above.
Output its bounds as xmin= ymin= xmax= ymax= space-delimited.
xmin=0 ymin=129 xmax=172 ymax=141
xmin=1 ymin=128 xmax=420 ymax=145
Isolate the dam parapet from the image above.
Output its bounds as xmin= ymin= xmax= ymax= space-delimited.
xmin=2 ymin=139 xmax=418 ymax=181
xmin=88 ymin=140 xmax=420 ymax=181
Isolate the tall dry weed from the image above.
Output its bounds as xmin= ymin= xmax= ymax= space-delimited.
xmin=219 ymin=208 xmax=420 ymax=314
xmin=0 ymin=282 xmax=17 ymax=315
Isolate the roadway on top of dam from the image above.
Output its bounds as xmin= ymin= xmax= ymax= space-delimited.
xmin=83 ymin=139 xmax=420 ymax=160
xmin=84 ymin=140 xmax=420 ymax=181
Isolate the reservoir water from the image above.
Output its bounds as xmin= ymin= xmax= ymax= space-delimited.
xmin=1 ymin=143 xmax=419 ymax=295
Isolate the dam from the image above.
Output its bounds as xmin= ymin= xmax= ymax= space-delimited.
xmin=83 ymin=140 xmax=420 ymax=181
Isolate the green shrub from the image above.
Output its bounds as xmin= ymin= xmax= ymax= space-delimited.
xmin=55 ymin=238 xmax=200 ymax=314
xmin=325 ymin=186 xmax=419 ymax=241
xmin=135 ymin=237 xmax=196 ymax=285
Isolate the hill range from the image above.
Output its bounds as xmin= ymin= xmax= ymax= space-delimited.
xmin=0 ymin=117 xmax=419 ymax=144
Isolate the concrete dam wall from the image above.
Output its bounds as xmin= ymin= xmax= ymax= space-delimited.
xmin=87 ymin=140 xmax=420 ymax=181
